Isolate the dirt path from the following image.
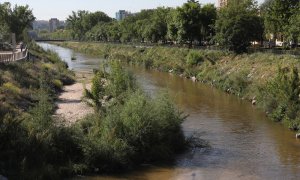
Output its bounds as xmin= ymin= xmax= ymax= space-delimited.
xmin=55 ymin=72 xmax=93 ymax=124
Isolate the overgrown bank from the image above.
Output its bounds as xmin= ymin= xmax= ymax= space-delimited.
xmin=0 ymin=42 xmax=75 ymax=178
xmin=1 ymin=42 xmax=191 ymax=179
xmin=57 ymin=41 xmax=300 ymax=131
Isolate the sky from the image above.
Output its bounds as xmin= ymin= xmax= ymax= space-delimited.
xmin=4 ymin=0 xmax=264 ymax=20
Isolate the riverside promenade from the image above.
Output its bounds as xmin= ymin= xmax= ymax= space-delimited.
xmin=0 ymin=44 xmax=28 ymax=63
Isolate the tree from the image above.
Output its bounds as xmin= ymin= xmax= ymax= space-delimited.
xmin=142 ymin=7 xmax=172 ymax=43
xmin=201 ymin=4 xmax=217 ymax=43
xmin=167 ymin=9 xmax=179 ymax=42
xmin=66 ymin=10 xmax=111 ymax=40
xmin=82 ymin=11 xmax=111 ymax=33
xmin=0 ymin=3 xmax=9 ymax=41
xmin=263 ymin=0 xmax=299 ymax=41
xmin=215 ymin=0 xmax=264 ymax=53
xmin=1 ymin=2 xmax=35 ymax=41
xmin=174 ymin=0 xmax=203 ymax=44
xmin=287 ymin=7 xmax=300 ymax=43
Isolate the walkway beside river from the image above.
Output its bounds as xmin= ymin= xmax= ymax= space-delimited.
xmin=55 ymin=72 xmax=93 ymax=124
xmin=0 ymin=45 xmax=28 ymax=63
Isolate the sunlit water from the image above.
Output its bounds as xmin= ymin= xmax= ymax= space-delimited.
xmin=39 ymin=42 xmax=300 ymax=180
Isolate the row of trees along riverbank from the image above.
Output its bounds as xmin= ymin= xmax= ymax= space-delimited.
xmin=40 ymin=0 xmax=300 ymax=54
xmin=56 ymin=41 xmax=300 ymax=132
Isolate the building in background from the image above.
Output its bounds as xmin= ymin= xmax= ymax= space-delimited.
xmin=116 ymin=10 xmax=131 ymax=21
xmin=33 ymin=20 xmax=49 ymax=31
xmin=49 ymin=18 xmax=59 ymax=32
xmin=218 ymin=0 xmax=228 ymax=8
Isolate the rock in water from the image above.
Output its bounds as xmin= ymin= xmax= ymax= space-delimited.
xmin=252 ymin=99 xmax=256 ymax=105
xmin=191 ymin=76 xmax=197 ymax=82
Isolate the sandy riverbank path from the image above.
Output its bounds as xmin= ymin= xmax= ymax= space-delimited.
xmin=55 ymin=72 xmax=93 ymax=124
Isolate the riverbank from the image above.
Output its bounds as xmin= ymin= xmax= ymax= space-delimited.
xmin=0 ymin=41 xmax=192 ymax=179
xmin=0 ymin=42 xmax=76 ymax=178
xmin=55 ymin=41 xmax=300 ymax=132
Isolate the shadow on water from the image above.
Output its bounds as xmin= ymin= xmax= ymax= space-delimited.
xmin=39 ymin=42 xmax=300 ymax=180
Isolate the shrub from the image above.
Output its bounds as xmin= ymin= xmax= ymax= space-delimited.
xmin=186 ymin=51 xmax=204 ymax=66
xmin=1 ymin=82 xmax=21 ymax=95
xmin=80 ymin=62 xmax=187 ymax=172
xmin=52 ymin=79 xmax=63 ymax=91
xmin=80 ymin=91 xmax=186 ymax=171
xmin=258 ymin=67 xmax=300 ymax=130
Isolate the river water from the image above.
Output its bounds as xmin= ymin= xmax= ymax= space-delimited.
xmin=39 ymin=43 xmax=300 ymax=180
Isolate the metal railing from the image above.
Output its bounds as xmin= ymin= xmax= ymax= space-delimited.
xmin=0 ymin=46 xmax=28 ymax=63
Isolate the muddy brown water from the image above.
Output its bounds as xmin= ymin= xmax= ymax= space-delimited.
xmin=39 ymin=43 xmax=300 ymax=180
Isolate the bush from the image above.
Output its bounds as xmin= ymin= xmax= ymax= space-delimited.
xmin=258 ymin=67 xmax=300 ymax=130
xmin=80 ymin=91 xmax=186 ymax=172
xmin=1 ymin=82 xmax=21 ymax=95
xmin=80 ymin=62 xmax=187 ymax=172
xmin=52 ymin=79 xmax=63 ymax=91
xmin=186 ymin=51 xmax=204 ymax=66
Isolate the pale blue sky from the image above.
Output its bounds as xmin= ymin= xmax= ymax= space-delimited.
xmin=5 ymin=0 xmax=264 ymax=20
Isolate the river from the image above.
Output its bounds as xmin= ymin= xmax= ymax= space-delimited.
xmin=39 ymin=42 xmax=300 ymax=180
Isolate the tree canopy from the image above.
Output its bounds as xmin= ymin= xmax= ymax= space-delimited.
xmin=215 ymin=0 xmax=264 ymax=53
xmin=54 ymin=0 xmax=300 ymax=53
xmin=0 ymin=2 xmax=35 ymax=41
xmin=263 ymin=0 xmax=300 ymax=41
xmin=66 ymin=10 xmax=112 ymax=40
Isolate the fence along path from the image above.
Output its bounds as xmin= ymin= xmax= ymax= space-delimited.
xmin=0 ymin=46 xmax=28 ymax=63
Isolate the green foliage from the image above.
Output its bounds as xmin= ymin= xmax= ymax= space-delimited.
xmin=186 ymin=51 xmax=204 ymax=66
xmin=0 ymin=2 xmax=35 ymax=41
xmin=259 ymin=67 xmax=300 ymax=130
xmin=105 ymin=61 xmax=137 ymax=99
xmin=84 ymin=69 xmax=106 ymax=110
xmin=177 ymin=0 xmax=203 ymax=43
xmin=52 ymin=79 xmax=63 ymax=90
xmin=66 ymin=10 xmax=112 ymax=40
xmin=81 ymin=92 xmax=185 ymax=171
xmin=286 ymin=6 xmax=300 ymax=42
xmin=39 ymin=29 xmax=72 ymax=40
xmin=1 ymin=82 xmax=21 ymax=95
xmin=0 ymin=42 xmax=77 ymax=179
xmin=262 ymin=0 xmax=299 ymax=40
xmin=81 ymin=60 xmax=187 ymax=172
xmin=215 ymin=0 xmax=264 ymax=53
xmin=65 ymin=2 xmax=216 ymax=45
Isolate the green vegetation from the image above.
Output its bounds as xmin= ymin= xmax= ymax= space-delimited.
xmin=262 ymin=0 xmax=300 ymax=43
xmin=1 ymin=2 xmax=192 ymax=179
xmin=44 ymin=0 xmax=299 ymax=53
xmin=67 ymin=10 xmax=112 ymax=40
xmin=0 ymin=42 xmax=75 ymax=179
xmin=38 ymin=29 xmax=72 ymax=40
xmin=259 ymin=67 xmax=300 ymax=130
xmin=57 ymin=41 xmax=300 ymax=131
xmin=0 ymin=2 xmax=35 ymax=41
xmin=1 ymin=42 xmax=191 ymax=178
xmin=81 ymin=62 xmax=187 ymax=172
xmin=215 ymin=0 xmax=264 ymax=53
xmin=61 ymin=1 xmax=217 ymax=46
